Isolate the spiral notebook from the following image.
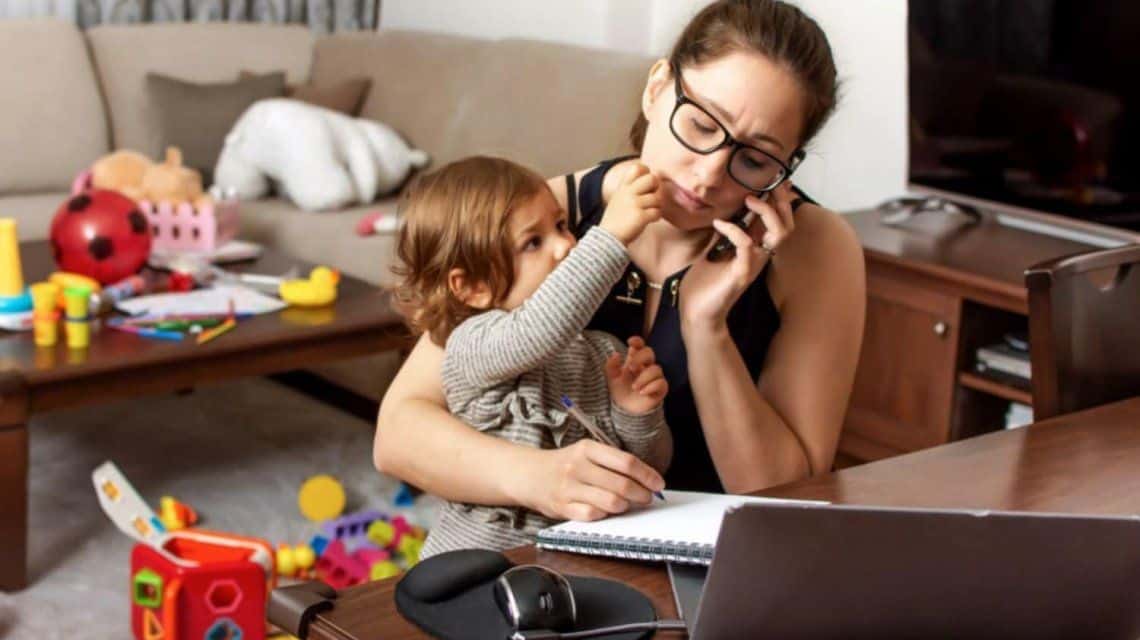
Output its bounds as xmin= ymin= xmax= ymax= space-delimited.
xmin=536 ymin=490 xmax=824 ymax=566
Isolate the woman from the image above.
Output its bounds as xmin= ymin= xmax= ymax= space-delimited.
xmin=373 ymin=0 xmax=865 ymax=521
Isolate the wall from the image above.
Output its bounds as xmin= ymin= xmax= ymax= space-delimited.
xmin=381 ymin=0 xmax=908 ymax=212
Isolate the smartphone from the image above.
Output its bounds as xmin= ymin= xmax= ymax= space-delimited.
xmin=706 ymin=190 xmax=771 ymax=261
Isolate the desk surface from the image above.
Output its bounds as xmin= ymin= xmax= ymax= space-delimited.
xmin=301 ymin=397 xmax=1140 ymax=640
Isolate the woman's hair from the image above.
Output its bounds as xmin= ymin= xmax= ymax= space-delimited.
xmin=392 ymin=155 xmax=549 ymax=346
xmin=630 ymin=0 xmax=839 ymax=152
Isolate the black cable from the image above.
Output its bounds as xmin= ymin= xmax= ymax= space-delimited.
xmin=512 ymin=619 xmax=688 ymax=639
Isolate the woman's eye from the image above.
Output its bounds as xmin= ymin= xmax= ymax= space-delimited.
xmin=741 ymin=154 xmax=770 ymax=170
xmin=690 ymin=118 xmax=718 ymax=134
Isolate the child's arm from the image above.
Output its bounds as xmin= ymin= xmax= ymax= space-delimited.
xmin=603 ymin=336 xmax=672 ymax=473
xmin=611 ymin=404 xmax=673 ymax=475
xmin=446 ymin=226 xmax=628 ymax=388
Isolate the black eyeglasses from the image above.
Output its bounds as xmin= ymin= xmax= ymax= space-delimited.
xmin=669 ymin=64 xmax=804 ymax=193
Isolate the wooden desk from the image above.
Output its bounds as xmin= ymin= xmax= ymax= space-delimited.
xmin=296 ymin=397 xmax=1140 ymax=639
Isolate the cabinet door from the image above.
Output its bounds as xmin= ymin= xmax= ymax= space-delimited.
xmin=843 ymin=268 xmax=961 ymax=460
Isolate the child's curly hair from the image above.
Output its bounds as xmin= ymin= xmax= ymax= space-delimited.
xmin=392 ymin=156 xmax=550 ymax=346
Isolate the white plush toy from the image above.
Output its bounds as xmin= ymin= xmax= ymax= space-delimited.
xmin=214 ymin=99 xmax=429 ymax=211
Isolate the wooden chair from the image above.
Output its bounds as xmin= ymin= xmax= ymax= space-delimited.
xmin=1025 ymin=244 xmax=1140 ymax=420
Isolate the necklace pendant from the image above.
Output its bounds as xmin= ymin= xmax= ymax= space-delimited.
xmin=617 ymin=271 xmax=644 ymax=305
xmin=670 ymin=279 xmax=680 ymax=307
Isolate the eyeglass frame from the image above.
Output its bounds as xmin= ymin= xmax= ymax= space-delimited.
xmin=668 ymin=62 xmax=805 ymax=193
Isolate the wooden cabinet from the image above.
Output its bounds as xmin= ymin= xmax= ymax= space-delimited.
xmin=840 ymin=209 xmax=1095 ymax=463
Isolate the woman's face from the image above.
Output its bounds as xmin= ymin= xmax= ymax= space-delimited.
xmin=639 ymin=50 xmax=807 ymax=231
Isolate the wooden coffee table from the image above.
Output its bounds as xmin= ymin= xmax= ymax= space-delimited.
xmin=0 ymin=240 xmax=409 ymax=591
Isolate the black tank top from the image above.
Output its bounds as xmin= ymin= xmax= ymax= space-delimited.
xmin=565 ymin=157 xmax=814 ymax=493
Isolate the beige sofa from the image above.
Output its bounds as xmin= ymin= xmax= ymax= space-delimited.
xmin=1 ymin=19 xmax=651 ymax=397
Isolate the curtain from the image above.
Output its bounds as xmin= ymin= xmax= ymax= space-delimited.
xmin=0 ymin=0 xmax=379 ymax=32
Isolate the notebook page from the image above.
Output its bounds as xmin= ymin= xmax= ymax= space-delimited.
xmin=541 ymin=490 xmax=824 ymax=547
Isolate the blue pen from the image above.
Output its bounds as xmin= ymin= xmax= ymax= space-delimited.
xmin=560 ymin=395 xmax=666 ymax=501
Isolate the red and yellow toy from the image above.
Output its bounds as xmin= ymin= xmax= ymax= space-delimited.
xmin=94 ymin=462 xmax=276 ymax=640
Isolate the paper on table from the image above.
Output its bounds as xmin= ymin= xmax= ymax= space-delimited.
xmin=116 ymin=284 xmax=287 ymax=316
xmin=540 ymin=490 xmax=827 ymax=548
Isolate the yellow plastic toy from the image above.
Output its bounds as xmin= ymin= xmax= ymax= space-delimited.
xmin=370 ymin=560 xmax=401 ymax=581
xmin=279 ymin=266 xmax=340 ymax=307
xmin=297 ymin=474 xmax=346 ymax=522
xmin=0 ymin=219 xmax=25 ymax=297
xmin=62 ymin=285 xmax=91 ymax=349
xmin=49 ymin=272 xmax=100 ymax=309
xmin=30 ymin=282 xmax=60 ymax=346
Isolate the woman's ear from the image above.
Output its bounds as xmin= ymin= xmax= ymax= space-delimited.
xmin=641 ymin=58 xmax=672 ymax=120
xmin=448 ymin=268 xmax=493 ymax=310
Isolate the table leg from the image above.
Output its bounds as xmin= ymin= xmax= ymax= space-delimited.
xmin=0 ymin=380 xmax=29 ymax=592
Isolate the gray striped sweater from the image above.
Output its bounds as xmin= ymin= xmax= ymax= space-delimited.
xmin=421 ymin=226 xmax=671 ymax=558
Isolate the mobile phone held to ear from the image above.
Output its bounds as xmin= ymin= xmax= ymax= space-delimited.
xmin=706 ymin=201 xmax=763 ymax=262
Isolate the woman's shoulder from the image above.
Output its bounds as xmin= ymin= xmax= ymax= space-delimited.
xmin=769 ymin=200 xmax=864 ymax=306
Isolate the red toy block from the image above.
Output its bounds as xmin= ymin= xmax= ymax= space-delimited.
xmin=129 ymin=529 xmax=275 ymax=640
xmin=314 ymin=539 xmax=370 ymax=590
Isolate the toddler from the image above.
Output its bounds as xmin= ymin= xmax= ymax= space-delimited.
xmin=392 ymin=156 xmax=672 ymax=557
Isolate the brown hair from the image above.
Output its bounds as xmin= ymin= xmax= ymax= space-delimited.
xmin=391 ymin=156 xmax=549 ymax=346
xmin=630 ymin=0 xmax=839 ymax=152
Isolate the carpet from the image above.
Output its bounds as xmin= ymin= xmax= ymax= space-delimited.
xmin=0 ymin=377 xmax=442 ymax=639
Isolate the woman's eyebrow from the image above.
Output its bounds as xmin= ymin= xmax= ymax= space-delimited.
xmin=695 ymin=89 xmax=785 ymax=151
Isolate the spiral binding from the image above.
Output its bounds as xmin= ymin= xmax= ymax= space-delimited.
xmin=536 ymin=530 xmax=714 ymax=566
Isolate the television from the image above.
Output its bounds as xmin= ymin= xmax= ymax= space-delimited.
xmin=908 ymin=0 xmax=1140 ymax=246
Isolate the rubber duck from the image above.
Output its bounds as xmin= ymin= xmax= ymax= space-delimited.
xmin=279 ymin=266 xmax=340 ymax=307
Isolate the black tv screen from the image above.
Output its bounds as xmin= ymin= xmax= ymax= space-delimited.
xmin=908 ymin=0 xmax=1140 ymax=233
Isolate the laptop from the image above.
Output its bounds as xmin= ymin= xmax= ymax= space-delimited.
xmin=668 ymin=502 xmax=1140 ymax=639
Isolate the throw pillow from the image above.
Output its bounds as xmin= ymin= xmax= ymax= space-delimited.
xmin=239 ymin=71 xmax=372 ymax=116
xmin=146 ymin=71 xmax=286 ymax=185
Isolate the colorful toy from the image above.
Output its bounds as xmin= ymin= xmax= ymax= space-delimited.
xmin=313 ymin=539 xmax=370 ymax=590
xmin=354 ymin=209 xmax=400 ymax=236
xmin=48 ymin=271 xmax=101 ymax=308
xmin=393 ymin=482 xmax=416 ymax=508
xmin=29 ymin=282 xmax=60 ymax=346
xmin=321 ymin=509 xmax=383 ymax=543
xmin=297 ymin=475 xmax=346 ymax=522
xmin=50 ymin=190 xmax=152 ymax=284
xmin=62 ymin=285 xmax=91 ymax=349
xmin=93 ymin=462 xmax=276 ymax=640
xmin=370 ymin=561 xmax=401 ymax=581
xmin=279 ymin=266 xmax=339 ymax=307
xmin=0 ymin=218 xmax=33 ymax=331
xmin=158 ymin=496 xmax=199 ymax=531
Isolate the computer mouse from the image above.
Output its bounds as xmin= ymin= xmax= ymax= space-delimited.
xmin=493 ymin=564 xmax=578 ymax=632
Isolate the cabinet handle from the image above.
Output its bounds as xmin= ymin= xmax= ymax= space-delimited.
xmin=933 ymin=321 xmax=948 ymax=337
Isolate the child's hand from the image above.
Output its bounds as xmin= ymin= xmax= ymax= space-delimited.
xmin=605 ymin=336 xmax=668 ymax=415
xmin=600 ymin=163 xmax=662 ymax=245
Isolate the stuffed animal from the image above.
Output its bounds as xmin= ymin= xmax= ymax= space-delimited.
xmin=141 ymin=148 xmax=211 ymax=209
xmin=89 ymin=147 xmax=213 ymax=209
xmin=91 ymin=150 xmax=152 ymax=202
xmin=214 ymin=99 xmax=429 ymax=212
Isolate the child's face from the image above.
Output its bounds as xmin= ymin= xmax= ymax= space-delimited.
xmin=501 ymin=188 xmax=576 ymax=310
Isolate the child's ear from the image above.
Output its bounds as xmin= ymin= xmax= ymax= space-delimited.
xmin=447 ymin=268 xmax=494 ymax=310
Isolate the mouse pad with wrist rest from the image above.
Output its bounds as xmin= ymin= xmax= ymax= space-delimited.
xmin=395 ymin=549 xmax=656 ymax=640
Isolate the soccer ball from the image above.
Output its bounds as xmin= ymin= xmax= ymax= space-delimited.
xmin=50 ymin=190 xmax=152 ymax=285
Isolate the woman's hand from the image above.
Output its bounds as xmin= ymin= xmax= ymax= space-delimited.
xmin=521 ymin=439 xmax=666 ymax=522
xmin=679 ymin=181 xmax=798 ymax=330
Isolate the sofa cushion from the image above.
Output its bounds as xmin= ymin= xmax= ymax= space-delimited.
xmin=0 ymin=20 xmax=109 ymax=193
xmin=238 ymin=197 xmax=400 ymax=287
xmin=87 ymin=23 xmax=312 ymax=158
xmin=147 ymin=71 xmax=287 ymax=183
xmin=311 ymin=30 xmax=491 ymax=168
xmin=0 ymin=193 xmax=74 ymax=242
xmin=311 ymin=30 xmax=652 ymax=178
xmin=443 ymin=38 xmax=651 ymax=178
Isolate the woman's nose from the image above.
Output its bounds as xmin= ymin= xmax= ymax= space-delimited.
xmin=693 ymin=148 xmax=731 ymax=187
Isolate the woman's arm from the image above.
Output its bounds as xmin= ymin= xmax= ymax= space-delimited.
xmin=682 ymin=202 xmax=866 ymax=493
xmin=374 ymin=338 xmax=666 ymax=518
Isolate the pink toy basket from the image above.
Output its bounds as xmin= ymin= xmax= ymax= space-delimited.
xmin=72 ymin=169 xmax=240 ymax=252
